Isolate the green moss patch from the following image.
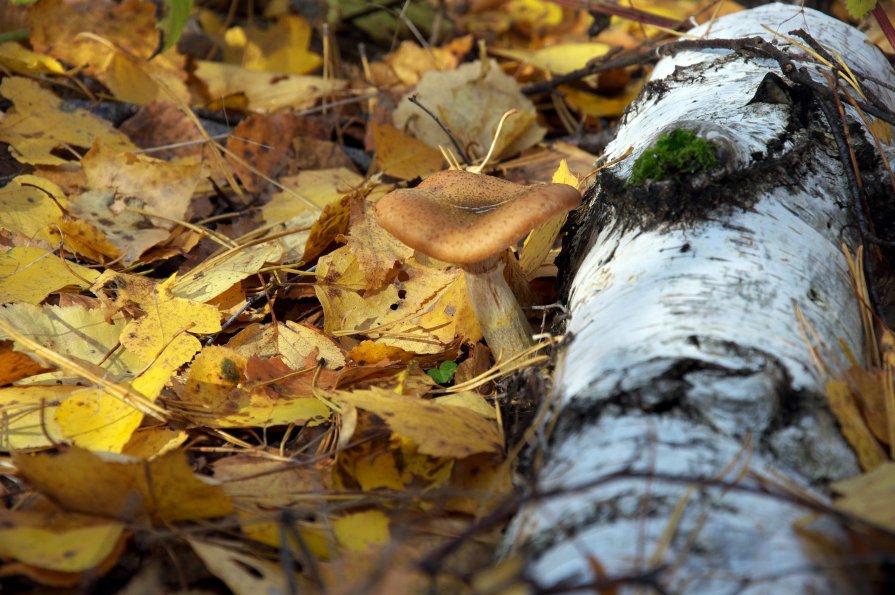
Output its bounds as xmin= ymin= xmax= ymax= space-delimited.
xmin=627 ymin=128 xmax=719 ymax=187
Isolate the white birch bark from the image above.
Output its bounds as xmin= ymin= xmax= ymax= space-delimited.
xmin=503 ymin=4 xmax=895 ymax=593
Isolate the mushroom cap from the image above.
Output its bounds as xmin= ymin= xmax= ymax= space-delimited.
xmin=374 ymin=170 xmax=581 ymax=265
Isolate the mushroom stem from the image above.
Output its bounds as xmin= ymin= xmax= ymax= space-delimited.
xmin=463 ymin=255 xmax=533 ymax=362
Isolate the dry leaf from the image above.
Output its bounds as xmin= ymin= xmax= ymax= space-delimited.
xmin=328 ymin=387 xmax=502 ymax=458
xmin=196 ymin=60 xmax=347 ymax=113
xmin=393 ymin=60 xmax=545 ymax=163
xmin=14 ymin=447 xmax=234 ymax=523
xmin=0 ymin=77 xmax=137 ymax=165
xmin=0 ymin=246 xmax=99 ymax=304
xmin=372 ymin=121 xmax=445 ymax=180
xmin=0 ymin=505 xmax=126 ymax=573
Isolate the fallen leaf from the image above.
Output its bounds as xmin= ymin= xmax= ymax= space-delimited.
xmin=226 ymin=112 xmax=299 ymax=195
xmin=82 ymin=141 xmax=202 ymax=227
xmin=518 ymin=159 xmax=578 ymax=277
xmin=0 ymin=505 xmax=126 ymax=573
xmin=181 ymin=351 xmax=333 ymax=428
xmin=393 ymin=60 xmax=545 ymax=163
xmin=29 ymin=0 xmax=160 ymax=66
xmin=826 ymin=378 xmax=887 ymax=471
xmin=222 ymin=15 xmax=322 ymax=75
xmin=189 ymin=538 xmax=305 ymax=595
xmin=14 ymin=447 xmax=234 ymax=523
xmin=0 ymin=77 xmax=137 ymax=165
xmin=171 ymin=240 xmax=283 ymax=303
xmin=0 ymin=246 xmax=99 ymax=304
xmin=316 ymin=246 xmax=480 ymax=354
xmin=0 ymin=384 xmax=69 ymax=450
xmin=372 ymin=121 xmax=445 ymax=180
xmin=0 ymin=340 xmax=53 ymax=386
xmin=196 ymin=60 xmax=347 ymax=113
xmin=491 ymin=42 xmax=611 ymax=75
xmin=0 ymin=175 xmax=68 ymax=248
xmin=66 ymin=189 xmax=170 ymax=265
xmin=0 ymin=41 xmax=65 ymax=76
xmin=346 ymin=206 xmax=413 ymax=291
xmin=228 ymin=321 xmax=346 ymax=370
xmin=328 ymin=387 xmax=502 ymax=458
xmin=333 ymin=509 xmax=390 ymax=551
xmin=833 ymin=462 xmax=895 ymax=531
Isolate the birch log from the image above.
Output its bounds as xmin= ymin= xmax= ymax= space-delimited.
xmin=503 ymin=4 xmax=895 ymax=593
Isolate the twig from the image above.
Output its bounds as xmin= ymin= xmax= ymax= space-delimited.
xmin=407 ymin=94 xmax=471 ymax=165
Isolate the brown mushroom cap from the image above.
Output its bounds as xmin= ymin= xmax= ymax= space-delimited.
xmin=374 ymin=170 xmax=581 ymax=264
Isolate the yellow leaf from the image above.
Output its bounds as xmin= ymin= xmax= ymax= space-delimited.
xmin=0 ymin=385 xmax=69 ymax=450
xmin=54 ymin=387 xmax=144 ymax=452
xmin=505 ymin=0 xmax=563 ymax=30
xmin=491 ymin=43 xmax=611 ymax=75
xmin=826 ymin=378 xmax=887 ymax=471
xmin=229 ymin=321 xmax=346 ymax=370
xmin=434 ymin=391 xmax=497 ymax=419
xmin=328 ymin=387 xmax=503 ymax=458
xmin=103 ymin=48 xmax=191 ymax=105
xmin=346 ymin=207 xmax=413 ymax=291
xmin=52 ymin=216 xmax=121 ymax=263
xmin=0 ymin=507 xmax=125 ymax=573
xmin=211 ymin=454 xmax=333 ymax=556
xmin=121 ymin=426 xmax=189 ymax=459
xmin=195 ymin=60 xmax=347 ymax=113
xmin=264 ymin=168 xmax=369 ymax=223
xmin=29 ymin=0 xmax=160 ymax=66
xmin=0 ymin=42 xmax=64 ymax=76
xmin=316 ymin=246 xmax=480 ymax=354
xmin=0 ymin=246 xmax=99 ymax=304
xmin=183 ymin=345 xmax=247 ymax=410
xmin=0 ymin=77 xmax=137 ymax=165
xmin=302 ymin=194 xmax=353 ymax=264
xmin=13 ymin=447 xmax=234 ymax=523
xmin=333 ymin=510 xmax=390 ymax=551
xmin=347 ymin=340 xmax=416 ymax=365
xmin=369 ymin=40 xmax=465 ymax=88
xmin=0 ymin=175 xmax=67 ymax=247
xmin=334 ymin=434 xmax=453 ymax=492
xmin=372 ymin=121 xmax=445 ymax=181
xmin=833 ymin=462 xmax=895 ymax=531
xmin=0 ymin=302 xmax=143 ymax=380
xmin=171 ymin=241 xmax=283 ymax=302
xmin=182 ymin=352 xmax=332 ymax=428
xmin=560 ymin=81 xmax=645 ymax=118
xmin=117 ymin=275 xmax=221 ymax=364
xmin=224 ymin=15 xmax=322 ymax=75
xmin=518 ymin=160 xmax=578 ymax=277
xmin=446 ymin=453 xmax=513 ymax=515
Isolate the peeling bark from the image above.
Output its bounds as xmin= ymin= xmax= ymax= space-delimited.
xmin=503 ymin=4 xmax=895 ymax=593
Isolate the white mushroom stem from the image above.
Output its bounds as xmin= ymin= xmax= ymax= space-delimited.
xmin=463 ymin=255 xmax=533 ymax=362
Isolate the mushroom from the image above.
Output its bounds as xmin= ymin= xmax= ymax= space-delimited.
xmin=374 ymin=170 xmax=581 ymax=361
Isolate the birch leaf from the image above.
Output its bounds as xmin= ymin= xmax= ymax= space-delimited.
xmin=518 ymin=160 xmax=578 ymax=277
xmin=0 ymin=507 xmax=126 ymax=573
xmin=372 ymin=121 xmax=444 ymax=180
xmin=333 ymin=510 xmax=390 ymax=551
xmin=393 ymin=60 xmax=545 ymax=163
xmin=13 ymin=447 xmax=234 ymax=523
xmin=328 ymin=387 xmax=502 ymax=458
xmin=0 ymin=77 xmax=137 ymax=165
xmin=0 ymin=246 xmax=99 ymax=304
